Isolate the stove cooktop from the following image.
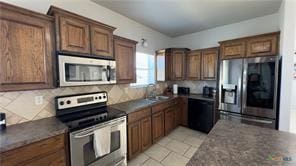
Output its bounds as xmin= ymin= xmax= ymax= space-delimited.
xmin=58 ymin=107 xmax=126 ymax=131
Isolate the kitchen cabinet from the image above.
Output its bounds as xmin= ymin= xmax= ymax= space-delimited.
xmin=0 ymin=134 xmax=67 ymax=166
xmin=202 ymin=48 xmax=218 ymax=80
xmin=186 ymin=50 xmax=202 ymax=80
xmin=48 ymin=6 xmax=116 ymax=58
xmin=0 ymin=2 xmax=55 ymax=92
xmin=179 ymin=97 xmax=188 ymax=126
xmin=127 ymin=121 xmax=141 ymax=160
xmin=219 ymin=32 xmax=279 ymax=60
xmin=219 ymin=39 xmax=246 ymax=59
xmin=140 ymin=116 xmax=152 ymax=151
xmin=114 ymin=35 xmax=137 ymax=84
xmin=91 ymin=25 xmax=114 ymax=58
xmin=156 ymin=48 xmax=188 ymax=81
xmin=152 ymin=111 xmax=165 ymax=143
xmin=246 ymin=32 xmax=279 ymax=57
xmin=172 ymin=49 xmax=188 ymax=80
xmin=127 ymin=108 xmax=151 ymax=160
xmin=59 ymin=16 xmax=90 ymax=54
xmin=164 ymin=107 xmax=175 ymax=135
xmin=174 ymin=105 xmax=182 ymax=127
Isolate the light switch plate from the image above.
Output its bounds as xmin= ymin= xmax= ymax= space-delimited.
xmin=35 ymin=96 xmax=43 ymax=105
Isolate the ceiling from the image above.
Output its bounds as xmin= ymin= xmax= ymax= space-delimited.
xmin=92 ymin=0 xmax=282 ymax=37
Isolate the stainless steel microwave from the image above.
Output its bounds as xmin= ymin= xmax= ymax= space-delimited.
xmin=58 ymin=55 xmax=116 ymax=87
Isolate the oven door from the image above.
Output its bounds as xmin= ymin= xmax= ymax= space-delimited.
xmin=58 ymin=55 xmax=116 ymax=86
xmin=69 ymin=117 xmax=127 ymax=166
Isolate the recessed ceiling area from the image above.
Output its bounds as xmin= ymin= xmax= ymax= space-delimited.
xmin=92 ymin=0 xmax=282 ymax=37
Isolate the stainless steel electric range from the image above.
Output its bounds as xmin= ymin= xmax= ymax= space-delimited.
xmin=55 ymin=91 xmax=127 ymax=166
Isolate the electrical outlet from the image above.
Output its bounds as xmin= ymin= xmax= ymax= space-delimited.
xmin=35 ymin=96 xmax=43 ymax=105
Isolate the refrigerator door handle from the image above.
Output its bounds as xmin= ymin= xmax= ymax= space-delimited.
xmin=242 ymin=59 xmax=248 ymax=114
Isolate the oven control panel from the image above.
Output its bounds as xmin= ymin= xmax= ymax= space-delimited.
xmin=56 ymin=92 xmax=108 ymax=110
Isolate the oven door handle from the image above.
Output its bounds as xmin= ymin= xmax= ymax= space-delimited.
xmin=73 ymin=119 xmax=125 ymax=139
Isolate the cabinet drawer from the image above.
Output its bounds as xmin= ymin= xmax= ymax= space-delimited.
xmin=128 ymin=108 xmax=151 ymax=124
xmin=22 ymin=149 xmax=66 ymax=166
xmin=0 ymin=134 xmax=65 ymax=166
xmin=152 ymin=99 xmax=177 ymax=114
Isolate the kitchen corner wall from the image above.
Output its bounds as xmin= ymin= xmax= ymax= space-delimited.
xmin=172 ymin=81 xmax=216 ymax=94
xmin=0 ymin=83 xmax=168 ymax=126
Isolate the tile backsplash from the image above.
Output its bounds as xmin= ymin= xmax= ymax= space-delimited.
xmin=0 ymin=83 xmax=168 ymax=126
xmin=172 ymin=81 xmax=216 ymax=94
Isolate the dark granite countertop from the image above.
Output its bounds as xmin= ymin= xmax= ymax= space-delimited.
xmin=0 ymin=117 xmax=68 ymax=153
xmin=110 ymin=96 xmax=178 ymax=114
xmin=110 ymin=94 xmax=215 ymax=114
xmin=187 ymin=120 xmax=296 ymax=166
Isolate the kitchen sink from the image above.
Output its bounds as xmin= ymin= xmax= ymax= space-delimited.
xmin=146 ymin=95 xmax=170 ymax=101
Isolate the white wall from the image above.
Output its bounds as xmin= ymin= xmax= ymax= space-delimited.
xmin=2 ymin=0 xmax=172 ymax=55
xmin=171 ymin=13 xmax=279 ymax=49
xmin=278 ymin=0 xmax=296 ymax=131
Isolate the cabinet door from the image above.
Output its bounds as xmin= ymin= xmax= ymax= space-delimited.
xmin=59 ymin=16 xmax=90 ymax=54
xmin=179 ymin=97 xmax=188 ymax=126
xmin=202 ymin=48 xmax=218 ymax=80
xmin=91 ymin=25 xmax=114 ymax=58
xmin=246 ymin=33 xmax=279 ymax=57
xmin=164 ymin=107 xmax=175 ymax=135
xmin=128 ymin=121 xmax=141 ymax=160
xmin=220 ymin=40 xmax=245 ymax=59
xmin=172 ymin=49 xmax=186 ymax=80
xmin=186 ymin=50 xmax=201 ymax=80
xmin=152 ymin=111 xmax=165 ymax=143
xmin=140 ymin=116 xmax=152 ymax=151
xmin=174 ymin=105 xmax=182 ymax=127
xmin=0 ymin=5 xmax=54 ymax=91
xmin=114 ymin=36 xmax=137 ymax=84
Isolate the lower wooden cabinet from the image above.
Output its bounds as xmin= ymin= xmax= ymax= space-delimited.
xmin=164 ymin=107 xmax=175 ymax=135
xmin=179 ymin=97 xmax=188 ymax=126
xmin=127 ymin=108 xmax=152 ymax=160
xmin=152 ymin=111 xmax=165 ymax=143
xmin=128 ymin=121 xmax=142 ymax=159
xmin=140 ymin=116 xmax=152 ymax=151
xmin=0 ymin=134 xmax=67 ymax=166
xmin=127 ymin=98 xmax=186 ymax=160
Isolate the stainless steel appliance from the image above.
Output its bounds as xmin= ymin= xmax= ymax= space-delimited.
xmin=55 ymin=92 xmax=127 ymax=166
xmin=58 ymin=55 xmax=116 ymax=87
xmin=219 ymin=56 xmax=280 ymax=129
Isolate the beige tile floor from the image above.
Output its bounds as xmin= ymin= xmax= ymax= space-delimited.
xmin=127 ymin=126 xmax=207 ymax=166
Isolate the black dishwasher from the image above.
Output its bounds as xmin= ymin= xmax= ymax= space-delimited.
xmin=188 ymin=99 xmax=214 ymax=133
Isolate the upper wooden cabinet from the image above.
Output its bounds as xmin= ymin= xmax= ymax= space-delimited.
xmin=59 ymin=16 xmax=90 ymax=54
xmin=0 ymin=2 xmax=55 ymax=92
xmin=219 ymin=32 xmax=279 ymax=60
xmin=202 ymin=48 xmax=218 ymax=80
xmin=48 ymin=6 xmax=116 ymax=58
xmin=246 ymin=33 xmax=279 ymax=57
xmin=171 ymin=48 xmax=188 ymax=80
xmin=219 ymin=39 xmax=246 ymax=59
xmin=186 ymin=50 xmax=202 ymax=80
xmin=114 ymin=36 xmax=137 ymax=84
xmin=91 ymin=25 xmax=114 ymax=57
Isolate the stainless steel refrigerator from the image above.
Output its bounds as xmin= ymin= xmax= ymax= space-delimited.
xmin=219 ymin=56 xmax=280 ymax=129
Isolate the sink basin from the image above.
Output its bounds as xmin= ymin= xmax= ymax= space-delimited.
xmin=146 ymin=95 xmax=170 ymax=101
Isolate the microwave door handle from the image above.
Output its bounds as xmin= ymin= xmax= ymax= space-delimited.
xmin=107 ymin=65 xmax=111 ymax=81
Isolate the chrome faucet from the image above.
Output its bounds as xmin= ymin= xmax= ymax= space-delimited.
xmin=146 ymin=83 xmax=157 ymax=99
